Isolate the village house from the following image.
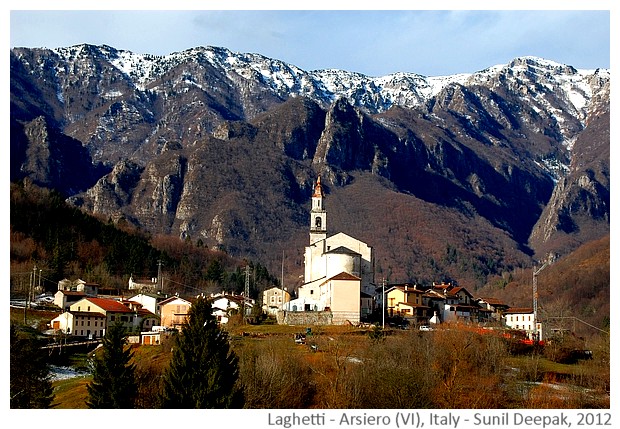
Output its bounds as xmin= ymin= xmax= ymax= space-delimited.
xmin=54 ymin=290 xmax=87 ymax=311
xmin=504 ymin=307 xmax=543 ymax=340
xmin=385 ymin=283 xmax=430 ymax=325
xmin=262 ymin=286 xmax=291 ymax=316
xmin=53 ymin=278 xmax=98 ymax=310
xmin=128 ymin=275 xmax=159 ymax=291
xmin=209 ymin=292 xmax=252 ymax=324
xmin=476 ymin=297 xmax=510 ymax=323
xmin=158 ymin=296 xmax=192 ymax=330
xmin=49 ymin=296 xmax=157 ymax=337
xmin=428 ymin=282 xmax=478 ymax=323
xmin=128 ymin=292 xmax=167 ymax=315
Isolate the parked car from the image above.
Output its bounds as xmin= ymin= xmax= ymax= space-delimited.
xmin=419 ymin=325 xmax=433 ymax=331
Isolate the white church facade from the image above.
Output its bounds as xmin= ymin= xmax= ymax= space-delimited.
xmin=284 ymin=177 xmax=375 ymax=324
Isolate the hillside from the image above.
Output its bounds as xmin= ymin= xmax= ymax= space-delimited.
xmin=9 ymin=180 xmax=277 ymax=297
xmin=477 ymin=234 xmax=610 ymax=333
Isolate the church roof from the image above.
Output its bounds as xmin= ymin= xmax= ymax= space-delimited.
xmin=325 ymin=246 xmax=361 ymax=256
xmin=328 ymin=272 xmax=361 ymax=281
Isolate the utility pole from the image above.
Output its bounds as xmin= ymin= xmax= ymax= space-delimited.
xmin=533 ymin=256 xmax=553 ymax=341
xmin=157 ymin=259 xmax=163 ymax=292
xmin=281 ymin=250 xmax=285 ymax=310
xmin=382 ymin=277 xmax=386 ymax=329
xmin=24 ymin=265 xmax=37 ymax=324
xmin=244 ymin=264 xmax=251 ymax=320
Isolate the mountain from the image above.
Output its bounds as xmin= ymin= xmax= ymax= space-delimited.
xmin=10 ymin=44 xmax=610 ymax=289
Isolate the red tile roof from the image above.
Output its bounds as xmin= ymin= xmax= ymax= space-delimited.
xmin=478 ymin=297 xmax=507 ymax=306
xmin=84 ymin=297 xmax=133 ymax=313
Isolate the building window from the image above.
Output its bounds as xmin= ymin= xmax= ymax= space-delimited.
xmin=315 ymin=217 xmax=321 ymax=228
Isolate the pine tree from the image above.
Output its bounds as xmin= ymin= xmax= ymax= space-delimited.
xmin=161 ymin=297 xmax=242 ymax=408
xmin=10 ymin=324 xmax=54 ymax=408
xmin=86 ymin=322 xmax=137 ymax=408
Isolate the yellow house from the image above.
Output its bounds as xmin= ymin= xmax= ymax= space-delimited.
xmin=385 ymin=284 xmax=429 ymax=322
xmin=158 ymin=296 xmax=192 ymax=330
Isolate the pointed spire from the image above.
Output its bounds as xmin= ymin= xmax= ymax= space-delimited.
xmin=312 ymin=176 xmax=324 ymax=198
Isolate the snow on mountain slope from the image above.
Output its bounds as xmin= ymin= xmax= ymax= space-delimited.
xmin=47 ymin=44 xmax=608 ymax=118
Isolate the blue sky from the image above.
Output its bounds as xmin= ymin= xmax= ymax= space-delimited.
xmin=9 ymin=8 xmax=611 ymax=77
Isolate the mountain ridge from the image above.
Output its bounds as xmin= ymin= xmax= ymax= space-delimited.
xmin=10 ymin=44 xmax=610 ymax=289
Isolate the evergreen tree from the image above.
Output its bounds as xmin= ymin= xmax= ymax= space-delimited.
xmin=161 ymin=297 xmax=242 ymax=408
xmin=10 ymin=324 xmax=54 ymax=408
xmin=86 ymin=322 xmax=137 ymax=408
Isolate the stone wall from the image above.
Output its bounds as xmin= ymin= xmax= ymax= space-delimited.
xmin=277 ymin=310 xmax=333 ymax=325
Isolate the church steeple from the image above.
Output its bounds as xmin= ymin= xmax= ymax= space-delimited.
xmin=310 ymin=176 xmax=327 ymax=244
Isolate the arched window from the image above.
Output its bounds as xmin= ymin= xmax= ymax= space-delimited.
xmin=315 ymin=217 xmax=322 ymax=228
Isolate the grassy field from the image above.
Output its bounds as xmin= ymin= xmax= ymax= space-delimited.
xmin=51 ymin=376 xmax=92 ymax=409
xmin=10 ymin=306 xmax=60 ymax=331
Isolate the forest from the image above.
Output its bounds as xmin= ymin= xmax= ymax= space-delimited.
xmin=10 ymin=179 xmax=279 ymax=299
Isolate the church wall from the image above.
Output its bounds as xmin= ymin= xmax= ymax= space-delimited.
xmin=326 ymin=233 xmax=375 ymax=294
xmin=325 ymin=253 xmax=359 ymax=279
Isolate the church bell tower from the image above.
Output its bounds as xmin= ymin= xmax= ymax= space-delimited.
xmin=310 ymin=176 xmax=327 ymax=244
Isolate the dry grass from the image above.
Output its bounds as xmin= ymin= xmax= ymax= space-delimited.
xmin=39 ymin=325 xmax=610 ymax=409
xmin=51 ymin=375 xmax=91 ymax=409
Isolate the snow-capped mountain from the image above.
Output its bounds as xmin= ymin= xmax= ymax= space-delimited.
xmin=43 ymin=44 xmax=607 ymax=120
xmin=10 ymin=44 xmax=609 ymax=286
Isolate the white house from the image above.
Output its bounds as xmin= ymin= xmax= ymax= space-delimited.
xmin=209 ymin=293 xmax=252 ymax=323
xmin=53 ymin=290 xmax=87 ymax=311
xmin=54 ymin=278 xmax=99 ymax=310
xmin=129 ymin=275 xmax=159 ymax=291
xmin=504 ymin=307 xmax=543 ymax=340
xmin=128 ymin=292 xmax=166 ymax=315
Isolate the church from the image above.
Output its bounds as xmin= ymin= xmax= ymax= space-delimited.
xmin=284 ymin=177 xmax=375 ymax=324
